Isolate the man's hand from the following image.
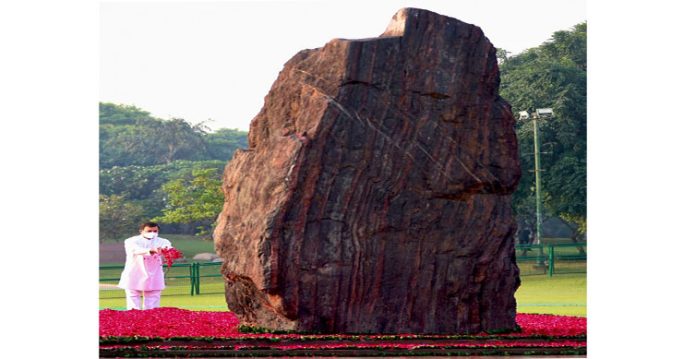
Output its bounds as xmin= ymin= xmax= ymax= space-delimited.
xmin=149 ymin=248 xmax=160 ymax=255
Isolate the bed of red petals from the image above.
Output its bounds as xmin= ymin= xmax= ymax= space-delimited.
xmin=99 ymin=308 xmax=585 ymax=338
xmin=514 ymin=313 xmax=586 ymax=337
xmin=100 ymin=307 xmax=239 ymax=338
xmin=99 ymin=308 xmax=586 ymax=356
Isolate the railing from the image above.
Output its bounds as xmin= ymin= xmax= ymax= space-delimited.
xmin=516 ymin=243 xmax=587 ymax=277
xmin=100 ymin=243 xmax=586 ymax=299
xmin=99 ymin=262 xmax=224 ymax=299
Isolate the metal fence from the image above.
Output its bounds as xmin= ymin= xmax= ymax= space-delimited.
xmin=516 ymin=243 xmax=587 ymax=276
xmin=99 ymin=262 xmax=225 ymax=299
xmin=100 ymin=243 xmax=586 ymax=299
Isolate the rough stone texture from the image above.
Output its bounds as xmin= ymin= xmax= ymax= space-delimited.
xmin=214 ymin=8 xmax=521 ymax=334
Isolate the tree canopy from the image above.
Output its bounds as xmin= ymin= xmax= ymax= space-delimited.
xmin=99 ymin=102 xmax=248 ymax=168
xmin=99 ymin=102 xmax=248 ymax=240
xmin=154 ymin=167 xmax=225 ymax=237
xmin=499 ymin=22 xmax=587 ymax=239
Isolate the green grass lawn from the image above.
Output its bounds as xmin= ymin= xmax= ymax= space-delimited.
xmin=516 ymin=273 xmax=586 ymax=317
xmin=100 ymin=282 xmax=229 ymax=311
xmin=101 ymin=272 xmax=587 ymax=317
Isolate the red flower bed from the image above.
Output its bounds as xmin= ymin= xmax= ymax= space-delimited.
xmin=514 ymin=313 xmax=586 ymax=337
xmin=99 ymin=307 xmax=240 ymax=338
xmin=99 ymin=308 xmax=585 ymax=339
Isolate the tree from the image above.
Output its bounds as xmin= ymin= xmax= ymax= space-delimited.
xmin=100 ymin=102 xmax=249 ymax=168
xmin=154 ymin=167 xmax=224 ymax=237
xmin=100 ymin=103 xmax=162 ymax=168
xmin=100 ymin=102 xmax=152 ymax=125
xmin=499 ymin=22 xmax=587 ymax=244
xmin=99 ymin=102 xmax=249 ymax=239
xmin=147 ymin=118 xmax=209 ymax=164
xmin=99 ymin=194 xmax=147 ymax=242
xmin=203 ymin=128 xmax=249 ymax=161
xmin=100 ymin=103 xmax=209 ymax=168
xmin=99 ymin=160 xmax=227 ymax=230
xmin=100 ymin=117 xmax=209 ymax=168
xmin=496 ymin=48 xmax=510 ymax=65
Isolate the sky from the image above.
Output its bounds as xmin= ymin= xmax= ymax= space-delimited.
xmin=100 ymin=0 xmax=586 ymax=131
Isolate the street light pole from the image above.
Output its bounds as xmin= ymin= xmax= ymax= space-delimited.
xmin=519 ymin=108 xmax=553 ymax=268
xmin=532 ymin=114 xmax=545 ymax=265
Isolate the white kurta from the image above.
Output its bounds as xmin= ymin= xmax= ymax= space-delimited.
xmin=117 ymin=235 xmax=172 ymax=291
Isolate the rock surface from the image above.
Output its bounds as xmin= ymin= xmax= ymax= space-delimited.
xmin=214 ymin=7 xmax=521 ymax=334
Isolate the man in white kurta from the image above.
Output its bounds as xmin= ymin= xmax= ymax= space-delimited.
xmin=117 ymin=222 xmax=172 ymax=310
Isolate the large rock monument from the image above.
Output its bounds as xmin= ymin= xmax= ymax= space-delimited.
xmin=214 ymin=8 xmax=521 ymax=334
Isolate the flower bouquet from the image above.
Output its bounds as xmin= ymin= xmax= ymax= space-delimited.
xmin=160 ymin=247 xmax=183 ymax=268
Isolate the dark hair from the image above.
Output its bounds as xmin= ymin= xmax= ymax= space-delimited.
xmin=139 ymin=221 xmax=160 ymax=231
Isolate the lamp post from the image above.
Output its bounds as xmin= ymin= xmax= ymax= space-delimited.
xmin=518 ymin=108 xmax=553 ymax=267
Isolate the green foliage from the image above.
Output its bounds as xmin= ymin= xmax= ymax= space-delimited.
xmin=99 ymin=102 xmax=152 ymax=125
xmin=499 ymin=22 xmax=587 ymax=237
xmin=154 ymin=167 xmax=224 ymax=236
xmin=203 ymin=128 xmax=248 ymax=161
xmin=99 ymin=102 xmax=248 ymax=239
xmin=99 ymin=102 xmax=248 ymax=169
xmin=148 ymin=118 xmax=209 ymax=164
xmin=99 ymin=160 xmax=227 ymax=200
xmin=100 ymin=109 xmax=209 ymax=168
xmin=99 ymin=160 xmax=228 ymax=229
xmin=559 ymin=213 xmax=586 ymax=237
xmin=100 ymin=103 xmax=162 ymax=168
xmin=99 ymin=194 xmax=147 ymax=242
xmin=496 ymin=48 xmax=511 ymax=65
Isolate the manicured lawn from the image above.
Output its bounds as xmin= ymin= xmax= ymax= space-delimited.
xmin=100 ymin=273 xmax=587 ymax=317
xmin=100 ymin=291 xmax=229 ymax=311
xmin=100 ymin=265 xmax=228 ymax=311
xmin=516 ymin=273 xmax=586 ymax=317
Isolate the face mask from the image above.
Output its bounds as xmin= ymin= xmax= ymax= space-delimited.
xmin=143 ymin=232 xmax=158 ymax=239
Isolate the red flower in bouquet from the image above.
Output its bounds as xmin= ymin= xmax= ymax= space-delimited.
xmin=159 ymin=247 xmax=183 ymax=267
